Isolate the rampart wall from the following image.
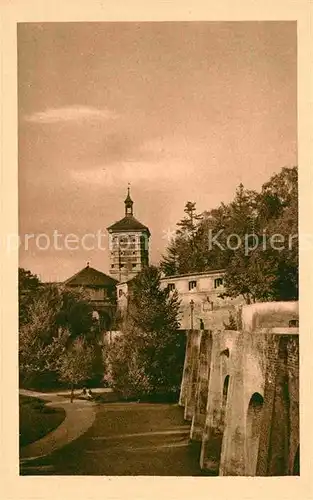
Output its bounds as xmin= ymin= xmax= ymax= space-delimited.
xmin=179 ymin=301 xmax=299 ymax=476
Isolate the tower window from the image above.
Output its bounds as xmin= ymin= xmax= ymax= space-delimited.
xmin=111 ymin=264 xmax=114 ymax=268
xmin=118 ymin=289 xmax=123 ymax=298
xmin=188 ymin=280 xmax=197 ymax=291
xmin=132 ymin=264 xmax=136 ymax=269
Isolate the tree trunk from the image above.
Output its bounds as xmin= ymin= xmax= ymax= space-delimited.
xmin=70 ymin=383 xmax=74 ymax=403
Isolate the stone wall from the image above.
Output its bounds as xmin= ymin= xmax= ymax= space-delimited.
xmin=116 ymin=270 xmax=246 ymax=330
xmin=179 ymin=301 xmax=299 ymax=476
xmin=160 ymin=271 xmax=245 ymax=330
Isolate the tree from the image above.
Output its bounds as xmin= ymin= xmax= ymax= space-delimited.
xmin=19 ymin=279 xmax=98 ymax=388
xmin=161 ymin=167 xmax=298 ymax=303
xmin=106 ymin=266 xmax=186 ymax=400
xmin=19 ymin=324 xmax=69 ymax=385
xmin=19 ymin=267 xmax=41 ymax=292
xmin=161 ymin=202 xmax=205 ymax=275
xmin=221 ymin=168 xmax=298 ymax=302
xmin=19 ymin=268 xmax=41 ymax=326
xmin=19 ymin=284 xmax=68 ymax=385
xmin=129 ymin=265 xmax=181 ymax=334
xmin=51 ymin=285 xmax=95 ymax=341
xmin=257 ymin=166 xmax=298 ymax=224
xmin=58 ymin=337 xmax=95 ymax=402
xmin=176 ymin=201 xmax=203 ymax=240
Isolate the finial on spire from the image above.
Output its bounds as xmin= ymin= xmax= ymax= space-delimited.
xmin=124 ymin=184 xmax=133 ymax=216
xmin=86 ymin=261 xmax=90 ymax=268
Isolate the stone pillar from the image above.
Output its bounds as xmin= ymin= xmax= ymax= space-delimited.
xmin=218 ymin=334 xmax=246 ymax=475
xmin=190 ymin=330 xmax=212 ymax=441
xmin=184 ymin=330 xmax=202 ymax=421
xmin=200 ymin=330 xmax=228 ymax=472
xmin=178 ymin=330 xmax=192 ymax=407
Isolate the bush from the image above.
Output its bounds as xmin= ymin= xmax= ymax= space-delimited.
xmin=104 ymin=325 xmax=186 ymax=401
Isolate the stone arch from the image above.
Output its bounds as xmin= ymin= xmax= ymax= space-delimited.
xmin=293 ymin=445 xmax=300 ymax=475
xmin=246 ymin=392 xmax=264 ymax=475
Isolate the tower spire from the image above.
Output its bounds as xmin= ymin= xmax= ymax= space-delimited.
xmin=124 ymin=183 xmax=133 ymax=216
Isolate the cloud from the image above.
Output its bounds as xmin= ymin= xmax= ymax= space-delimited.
xmin=70 ymin=159 xmax=192 ymax=187
xmin=24 ymin=106 xmax=119 ymax=124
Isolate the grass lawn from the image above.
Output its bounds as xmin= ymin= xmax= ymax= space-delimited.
xmin=19 ymin=395 xmax=66 ymax=448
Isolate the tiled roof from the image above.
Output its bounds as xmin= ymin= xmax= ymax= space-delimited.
xmin=64 ymin=265 xmax=118 ymax=287
xmin=107 ymin=215 xmax=150 ymax=234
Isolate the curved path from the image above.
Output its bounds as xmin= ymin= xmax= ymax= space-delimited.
xmin=20 ymin=389 xmax=97 ymax=464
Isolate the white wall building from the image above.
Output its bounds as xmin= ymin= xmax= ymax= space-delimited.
xmin=117 ymin=269 xmax=245 ymax=330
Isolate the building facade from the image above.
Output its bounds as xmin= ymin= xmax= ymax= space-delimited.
xmin=64 ymin=263 xmax=118 ymax=330
xmin=117 ymin=269 xmax=245 ymax=330
xmin=107 ymin=187 xmax=150 ymax=283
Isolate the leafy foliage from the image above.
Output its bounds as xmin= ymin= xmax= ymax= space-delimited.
xmin=160 ymin=166 xmax=298 ymax=303
xmin=58 ymin=337 xmax=95 ymax=401
xmin=19 ymin=326 xmax=69 ymax=382
xmin=19 ymin=268 xmax=41 ymax=326
xmin=161 ymin=202 xmax=206 ymax=275
xmin=19 ymin=276 xmax=101 ymax=387
xmin=106 ymin=266 xmax=186 ymax=400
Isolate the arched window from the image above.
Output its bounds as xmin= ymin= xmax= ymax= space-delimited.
xmin=221 ymin=375 xmax=230 ymax=429
xmin=220 ymin=348 xmax=230 ymax=358
xmin=223 ymin=375 xmax=230 ymax=398
xmin=246 ymin=392 xmax=264 ymax=475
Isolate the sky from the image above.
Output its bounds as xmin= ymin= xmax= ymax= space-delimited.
xmin=18 ymin=21 xmax=297 ymax=282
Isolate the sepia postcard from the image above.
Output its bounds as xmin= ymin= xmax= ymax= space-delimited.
xmin=1 ymin=1 xmax=313 ymax=500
